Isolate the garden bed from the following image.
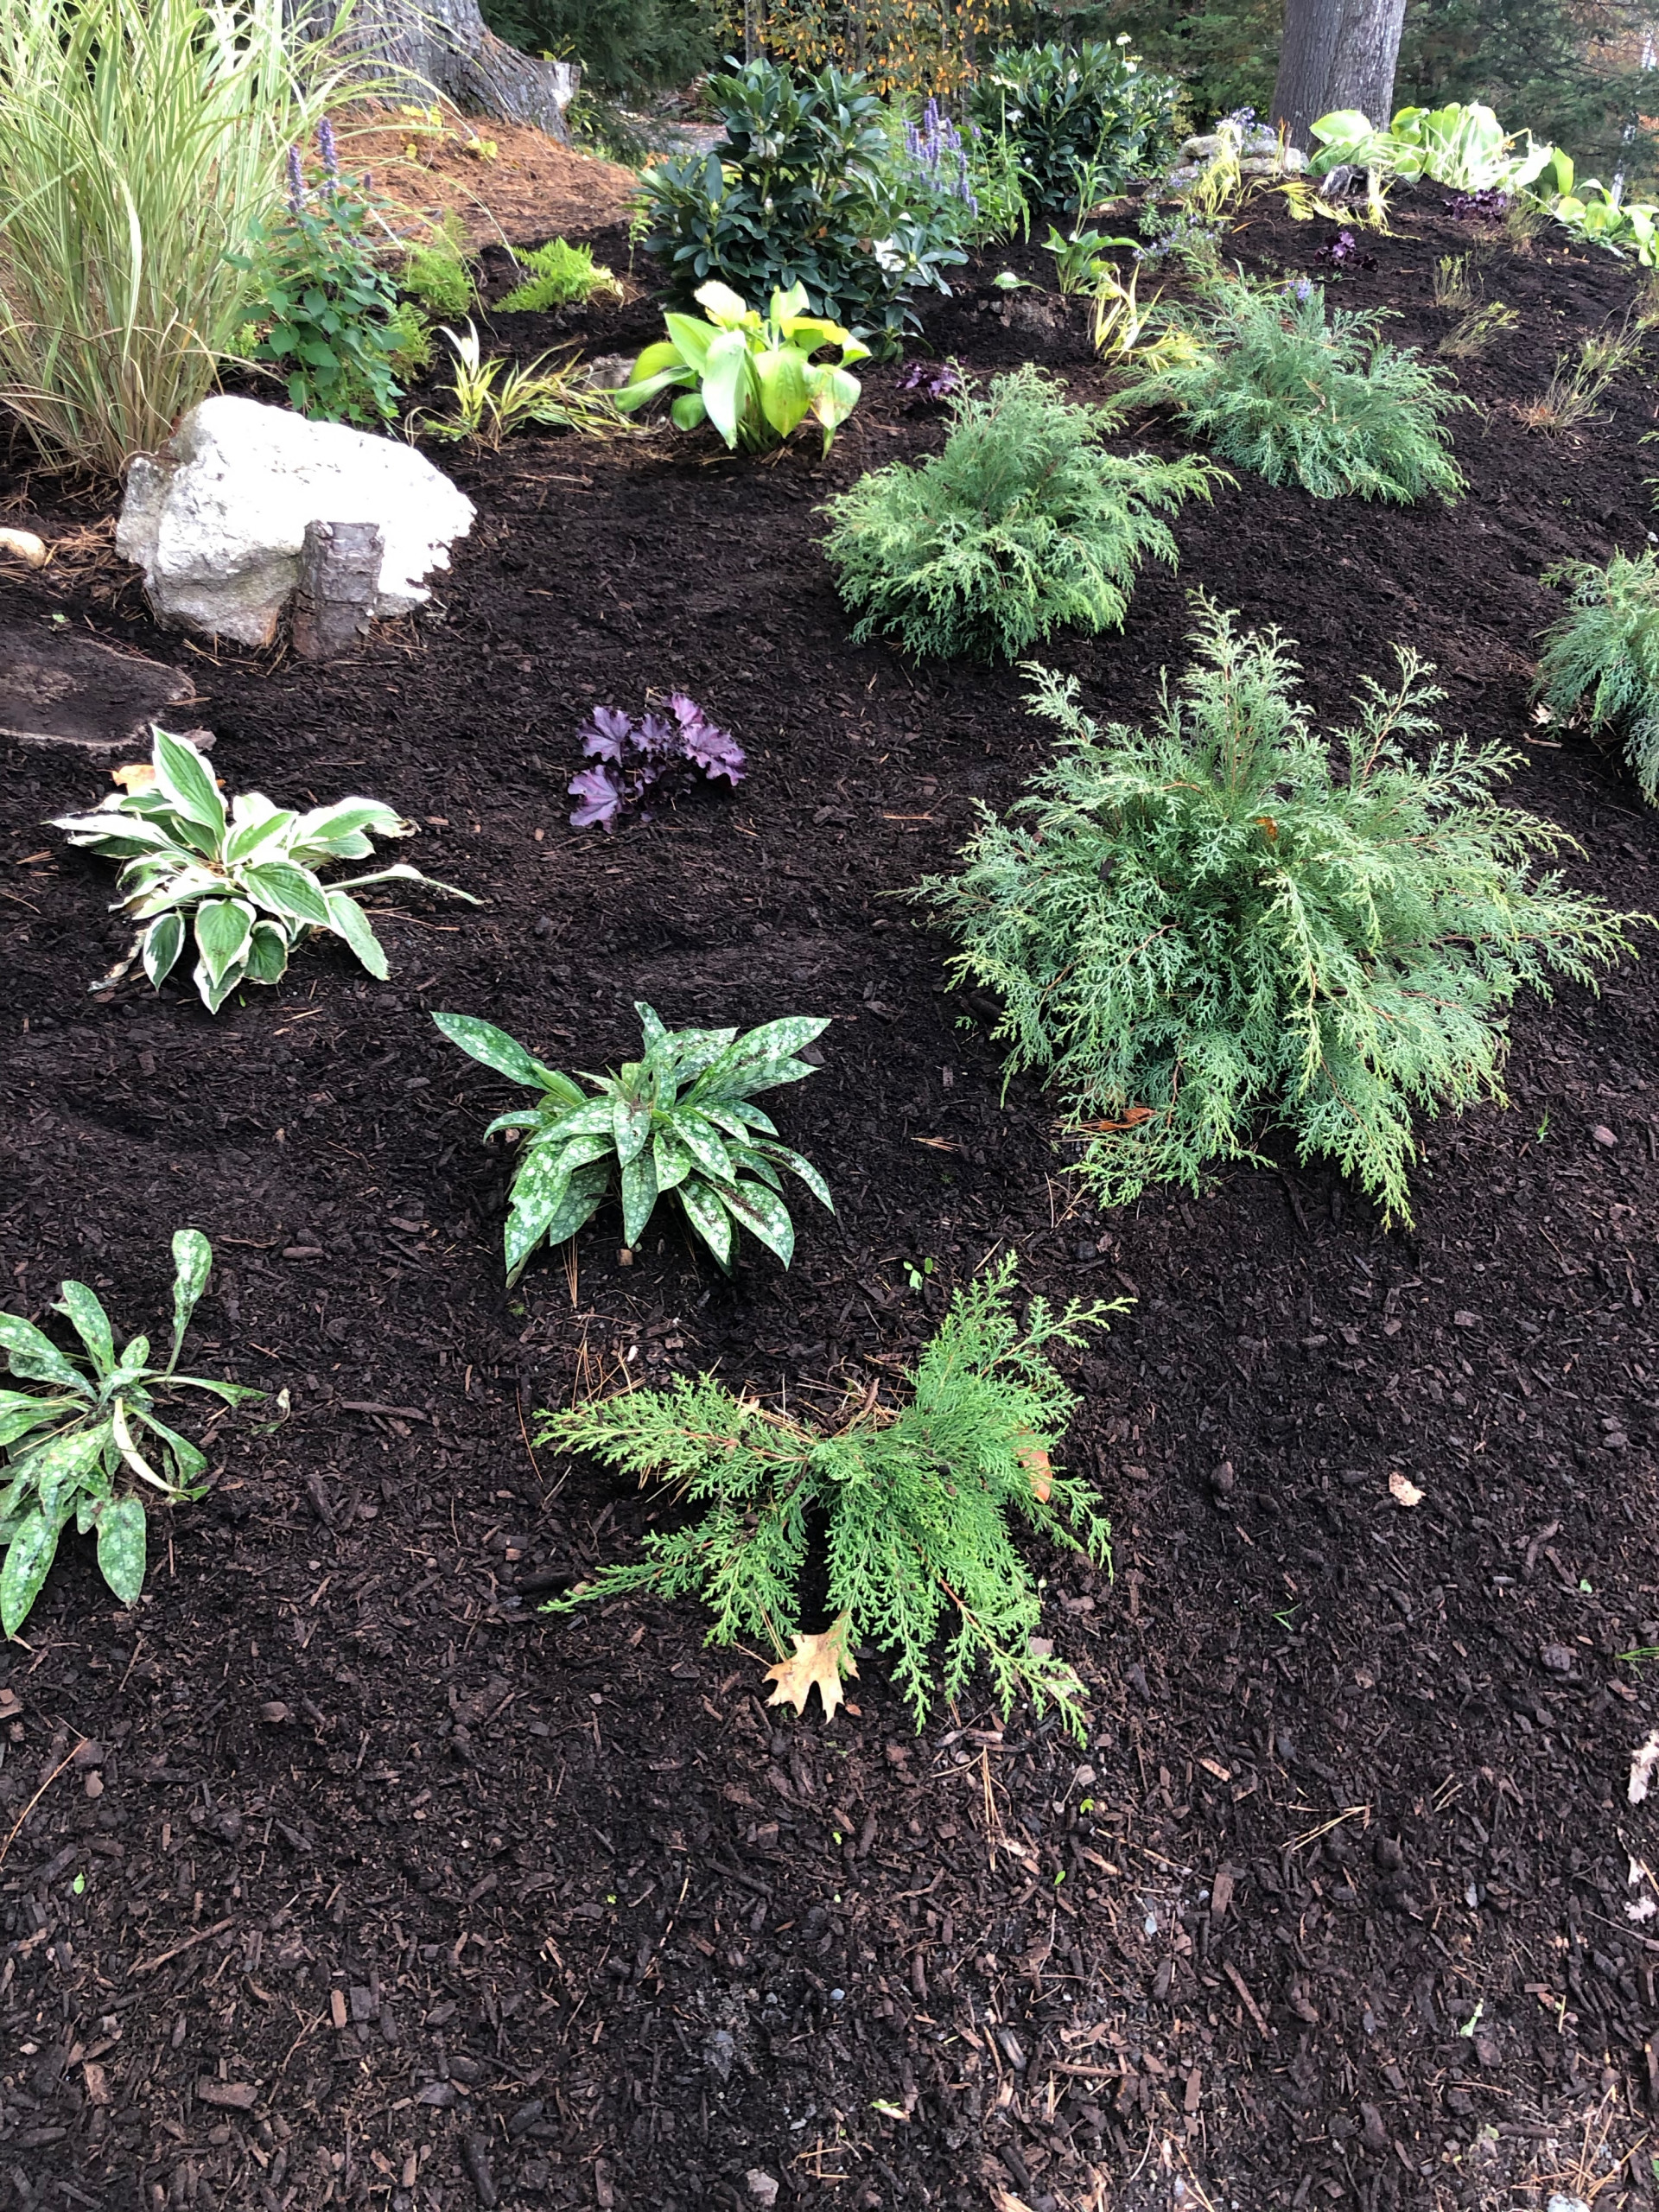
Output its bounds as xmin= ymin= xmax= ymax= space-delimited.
xmin=1 ymin=185 xmax=1656 ymax=2212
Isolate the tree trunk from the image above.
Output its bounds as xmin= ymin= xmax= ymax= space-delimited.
xmin=1271 ymin=0 xmax=1408 ymax=149
xmin=300 ymin=0 xmax=580 ymax=142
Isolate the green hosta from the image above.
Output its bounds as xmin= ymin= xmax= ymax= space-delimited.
xmin=434 ymin=1003 xmax=834 ymax=1281
xmin=614 ymin=280 xmax=869 ymax=455
xmin=0 ymin=1231 xmax=258 ymax=1636
xmin=52 ymin=726 xmax=476 ymax=1011
xmin=540 ymin=1255 xmax=1122 ymax=1736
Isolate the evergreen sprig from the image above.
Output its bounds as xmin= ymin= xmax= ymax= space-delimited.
xmin=539 ymin=1256 xmax=1124 ymax=1737
xmin=1537 ymin=549 xmax=1659 ymax=804
xmin=1120 ymin=275 xmax=1467 ymax=502
xmin=820 ymin=364 xmax=1225 ymax=661
xmin=921 ymin=600 xmax=1647 ymax=1224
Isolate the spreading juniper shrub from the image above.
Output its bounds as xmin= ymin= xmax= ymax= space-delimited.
xmin=820 ymin=363 xmax=1224 ymax=661
xmin=1122 ymin=273 xmax=1467 ymax=502
xmin=921 ymin=600 xmax=1647 ymax=1224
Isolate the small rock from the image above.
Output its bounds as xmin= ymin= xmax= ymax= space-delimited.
xmin=461 ymin=2133 xmax=498 ymax=2208
xmin=1539 ymin=1643 xmax=1575 ymax=1675
xmin=1452 ymin=1310 xmax=1478 ymax=1328
xmin=1359 ymin=2102 xmax=1388 ymax=2153
xmin=195 ymin=2081 xmax=257 ymax=2109
xmin=1548 ymin=2196 xmax=1592 ymax=2212
xmin=416 ymin=2080 xmax=458 ymax=2107
xmin=1210 ymin=1460 xmax=1235 ymax=1495
xmin=258 ymin=1701 xmax=291 ymax=1725
xmin=1592 ymin=1126 xmax=1618 ymax=1147
xmin=1375 ymin=1836 xmax=1405 ymax=1872
xmin=746 ymin=2173 xmax=780 ymax=2207
xmin=703 ymin=2026 xmax=736 ymax=2080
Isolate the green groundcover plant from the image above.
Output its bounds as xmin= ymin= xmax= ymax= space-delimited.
xmin=820 ymin=364 xmax=1224 ymax=660
xmin=539 ymin=1255 xmax=1123 ymax=1736
xmin=921 ymin=600 xmax=1646 ymax=1225
xmin=433 ymin=1004 xmax=834 ymax=1281
xmin=53 ymin=727 xmax=475 ymax=1012
xmin=0 ymin=1231 xmax=258 ymax=1636
xmin=1537 ymin=550 xmax=1659 ymax=804
xmin=1121 ymin=275 xmax=1467 ymax=503
xmin=400 ymin=214 xmax=477 ymax=320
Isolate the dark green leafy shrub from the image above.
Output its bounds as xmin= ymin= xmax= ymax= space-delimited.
xmin=968 ymin=41 xmax=1182 ymax=210
xmin=539 ymin=1255 xmax=1122 ymax=1736
xmin=637 ymin=56 xmax=965 ymax=342
xmin=921 ymin=601 xmax=1645 ymax=1224
xmin=497 ymin=236 xmax=620 ymax=312
xmin=1122 ymin=276 xmax=1467 ymax=502
xmin=820 ymin=365 xmax=1224 ymax=660
xmin=1537 ymin=549 xmax=1659 ymax=804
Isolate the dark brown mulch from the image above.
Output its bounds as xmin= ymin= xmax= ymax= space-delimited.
xmin=0 ymin=186 xmax=1656 ymax=2212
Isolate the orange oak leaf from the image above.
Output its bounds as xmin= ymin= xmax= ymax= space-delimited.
xmin=1014 ymin=1432 xmax=1052 ymax=1503
xmin=764 ymin=1611 xmax=857 ymax=1722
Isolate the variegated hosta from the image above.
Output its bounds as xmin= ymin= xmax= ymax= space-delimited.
xmin=52 ymin=726 xmax=476 ymax=1013
xmin=0 ymin=1231 xmax=261 ymax=1637
xmin=433 ymin=1002 xmax=834 ymax=1281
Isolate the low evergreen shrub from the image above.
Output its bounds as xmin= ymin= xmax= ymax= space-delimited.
xmin=539 ymin=1256 xmax=1123 ymax=1736
xmin=921 ymin=600 xmax=1645 ymax=1224
xmin=820 ymin=364 xmax=1224 ymax=660
xmin=1121 ymin=275 xmax=1467 ymax=502
xmin=1538 ymin=550 xmax=1659 ymax=804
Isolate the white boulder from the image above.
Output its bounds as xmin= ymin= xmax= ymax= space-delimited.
xmin=116 ymin=396 xmax=474 ymax=648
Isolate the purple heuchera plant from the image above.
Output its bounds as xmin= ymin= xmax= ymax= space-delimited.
xmin=1313 ymin=229 xmax=1376 ymax=270
xmin=1448 ymin=188 xmax=1510 ymax=222
xmin=569 ymin=695 xmax=745 ymax=832
xmin=897 ymin=359 xmax=962 ymax=399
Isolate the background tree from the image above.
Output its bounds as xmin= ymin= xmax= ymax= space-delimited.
xmin=1270 ymin=0 xmax=1408 ymax=147
xmin=296 ymin=0 xmax=580 ymax=137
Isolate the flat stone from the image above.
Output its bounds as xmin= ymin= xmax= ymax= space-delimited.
xmin=0 ymin=623 xmax=198 ymax=752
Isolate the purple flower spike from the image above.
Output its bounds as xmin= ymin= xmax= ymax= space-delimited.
xmin=318 ymin=118 xmax=340 ymax=185
xmin=286 ymin=143 xmax=305 ymax=214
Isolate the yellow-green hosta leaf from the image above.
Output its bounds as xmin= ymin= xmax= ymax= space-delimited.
xmin=695 ymin=279 xmax=753 ymax=327
xmin=670 ymin=391 xmax=709 ymax=431
xmin=663 ymin=311 xmax=719 ymax=367
xmin=754 ymin=345 xmax=810 ymax=441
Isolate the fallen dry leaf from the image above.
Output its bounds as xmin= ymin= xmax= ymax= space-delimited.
xmin=1630 ymin=1728 xmax=1659 ymax=1806
xmin=111 ymin=763 xmax=157 ymax=792
xmin=1015 ymin=1431 xmax=1052 ymax=1503
xmin=764 ymin=1611 xmax=856 ymax=1722
xmin=0 ymin=527 xmax=48 ymax=568
xmin=989 ymin=2191 xmax=1035 ymax=2212
xmin=1388 ymin=1471 xmax=1423 ymax=1509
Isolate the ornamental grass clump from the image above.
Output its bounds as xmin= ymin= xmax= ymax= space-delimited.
xmin=539 ymin=1255 xmax=1123 ymax=1737
xmin=1120 ymin=275 xmax=1467 ymax=502
xmin=922 ymin=600 xmax=1646 ymax=1225
xmin=1537 ymin=549 xmax=1659 ymax=803
xmin=820 ymin=365 xmax=1225 ymax=661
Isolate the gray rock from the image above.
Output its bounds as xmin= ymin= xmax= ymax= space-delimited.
xmin=116 ymin=395 xmax=474 ymax=648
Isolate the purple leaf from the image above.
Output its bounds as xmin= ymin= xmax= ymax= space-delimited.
xmin=569 ymin=764 xmax=624 ymax=831
xmin=635 ymin=712 xmax=678 ymax=759
xmin=580 ymin=705 xmax=634 ymax=763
